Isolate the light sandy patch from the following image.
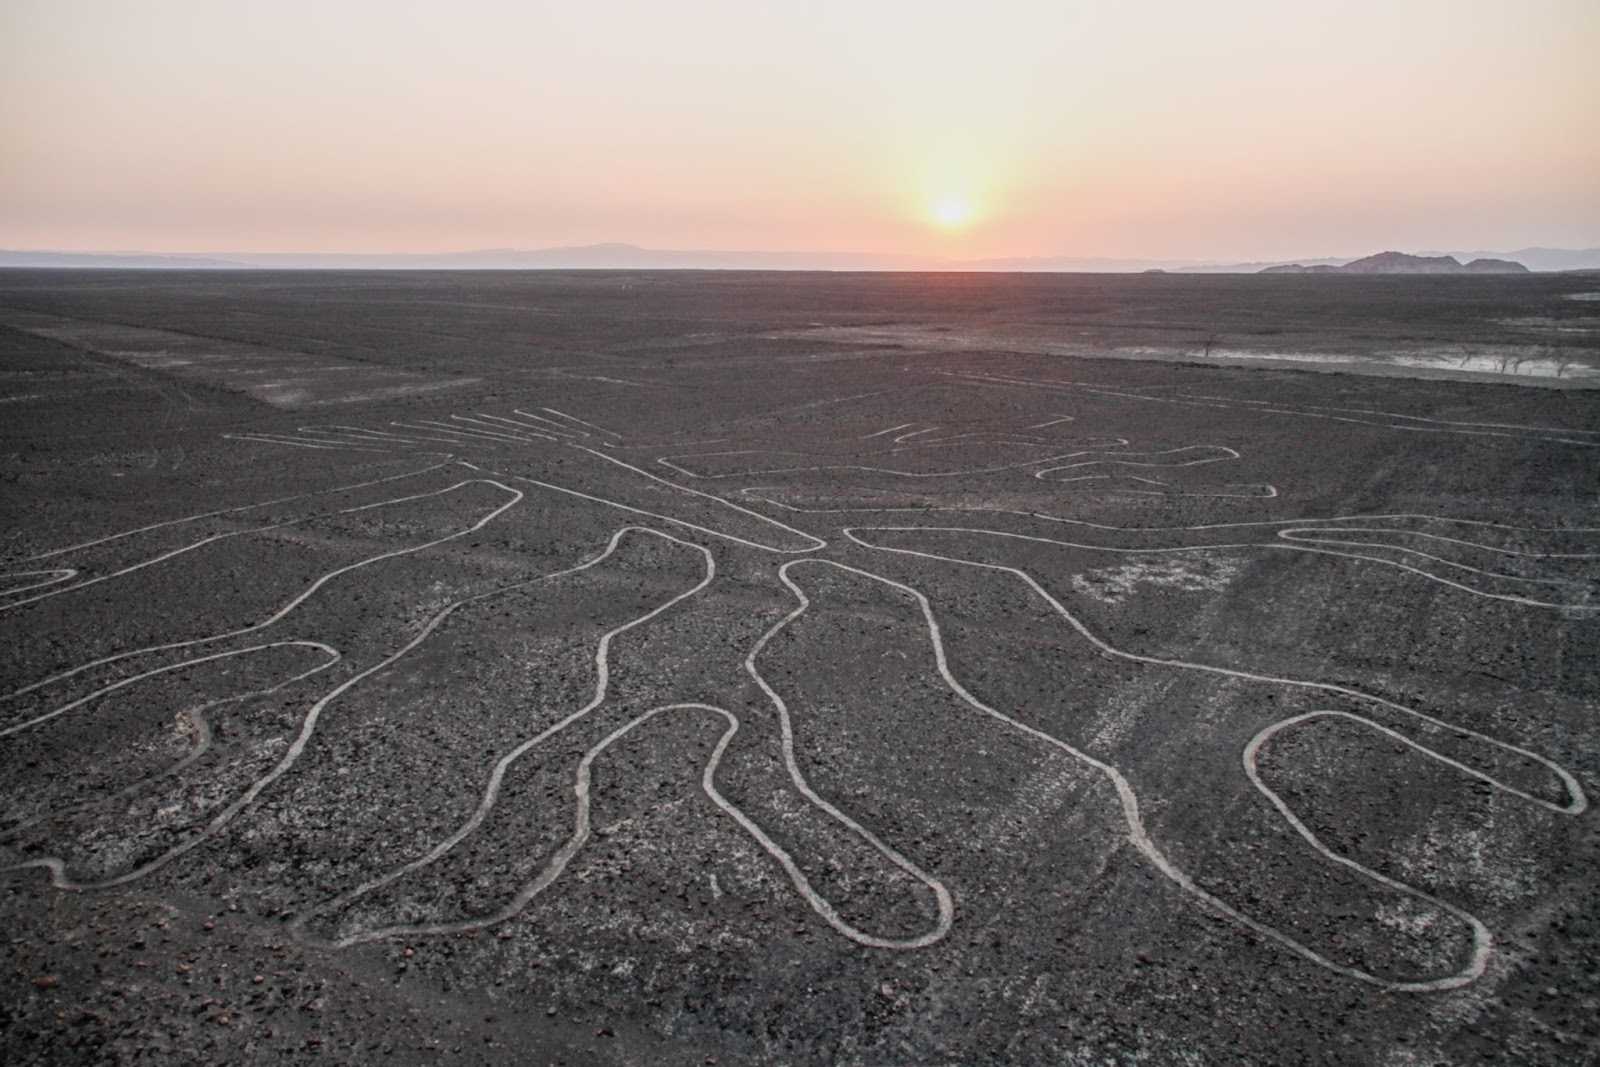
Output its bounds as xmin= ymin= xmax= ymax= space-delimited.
xmin=0 ymin=310 xmax=479 ymax=408
xmin=1070 ymin=555 xmax=1244 ymax=604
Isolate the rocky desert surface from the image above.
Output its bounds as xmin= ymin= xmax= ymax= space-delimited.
xmin=1 ymin=269 xmax=1596 ymax=1064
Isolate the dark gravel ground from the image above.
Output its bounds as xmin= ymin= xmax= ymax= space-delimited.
xmin=1 ymin=270 xmax=1597 ymax=1065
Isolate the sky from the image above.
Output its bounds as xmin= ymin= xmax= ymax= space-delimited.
xmin=2 ymin=0 xmax=1597 ymax=263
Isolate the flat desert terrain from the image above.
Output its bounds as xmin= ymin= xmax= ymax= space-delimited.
xmin=1 ymin=270 xmax=1597 ymax=1064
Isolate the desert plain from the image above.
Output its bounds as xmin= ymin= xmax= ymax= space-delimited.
xmin=0 ymin=269 xmax=1597 ymax=1064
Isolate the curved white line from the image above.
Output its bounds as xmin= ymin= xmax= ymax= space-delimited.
xmin=0 ymin=569 xmax=78 ymax=597
xmin=296 ymin=426 xmax=426 ymax=444
xmin=658 ymin=438 xmax=1131 ymax=481
xmin=1178 ymin=393 xmax=1600 ymax=437
xmin=739 ymin=485 xmax=1600 ymax=537
xmin=853 ymin=522 xmax=1594 ymax=611
xmin=225 ymin=433 xmax=390 ymax=453
xmin=291 ymin=526 xmax=717 ymax=941
xmin=448 ymin=415 xmax=556 ymax=442
xmin=1 ymin=641 xmax=341 ymax=835
xmin=518 ymin=446 xmax=827 ymax=553
xmin=20 ymin=460 xmax=452 ymax=563
xmin=314 ymin=701 xmax=951 ymax=950
xmin=297 ymin=530 xmax=948 ymax=951
xmin=939 ymin=370 xmax=1600 ymax=447
xmin=538 ymin=407 xmax=619 ymax=438
xmin=1034 ymin=445 xmax=1240 ymax=480
xmin=736 ymin=493 xmax=1594 ymax=608
xmin=496 ymin=412 xmax=579 ymax=438
xmin=1278 ymin=526 xmax=1600 ymax=560
xmin=2 ymin=480 xmax=524 ymax=704
xmin=1 ymin=640 xmax=341 ymax=740
xmin=8 ymin=490 xmax=587 ymax=888
xmin=3 ymin=476 xmax=523 ymax=615
xmin=740 ymin=563 xmax=963 ymax=948
xmin=801 ymin=549 xmax=1567 ymax=990
xmin=471 ymin=413 xmax=573 ymax=439
xmin=394 ymin=420 xmax=527 ymax=444
xmin=842 ymin=526 xmax=1587 ymax=816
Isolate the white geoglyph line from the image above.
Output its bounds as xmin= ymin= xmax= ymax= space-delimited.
xmin=4 ymin=518 xmax=317 ymax=614
xmin=245 ymin=428 xmax=458 ymax=456
xmin=397 ymin=420 xmax=529 ymax=444
xmin=1034 ymin=446 xmax=1241 ymax=479
xmin=472 ymin=413 xmax=574 ymax=439
xmin=744 ymin=562 xmax=961 ymax=945
xmin=549 ymin=445 xmax=826 ymax=553
xmin=1277 ymin=527 xmax=1600 ymax=560
xmin=1 ymin=474 xmax=514 ymax=615
xmin=385 ymin=422 xmax=506 ymax=445
xmin=502 ymin=413 xmax=580 ymax=438
xmin=939 ymin=371 xmax=1600 ymax=447
xmin=656 ymin=439 xmax=1133 ymax=481
xmin=1177 ymin=394 xmax=1600 ymax=438
xmin=598 ymin=438 xmax=731 ymax=451
xmin=0 ymin=481 xmax=524 ymax=706
xmin=298 ymin=529 xmax=943 ymax=949
xmin=6 ymin=643 xmax=347 ymax=887
xmin=1027 ymin=416 xmax=1076 ymax=429
xmin=862 ymin=423 xmax=916 ymax=439
xmin=0 ymin=569 xmax=78 ymax=597
xmin=848 ymin=519 xmax=1594 ymax=611
xmin=810 ymin=547 xmax=1581 ymax=990
xmin=447 ymin=416 xmax=558 ymax=443
xmin=739 ymin=489 xmax=1600 ymax=543
xmin=309 ymin=703 xmax=951 ymax=950
xmin=843 ymin=526 xmax=1587 ymax=814
xmin=326 ymin=708 xmax=750 ymax=944
xmin=1265 ymin=545 xmax=1593 ymax=604
xmin=500 ymin=474 xmax=825 ymax=555
xmin=893 ymin=427 xmax=939 ymax=443
xmin=290 ymin=526 xmax=716 ymax=944
xmin=122 ymin=400 xmax=1592 ymax=973
xmin=540 ymin=407 xmax=621 ymax=437
xmin=19 ymin=461 xmax=453 ymax=563
xmin=225 ymin=433 xmax=389 ymax=453
xmin=500 ymin=411 xmax=581 ymax=438
xmin=1240 ymin=708 xmax=1534 ymax=981
xmin=742 ymin=489 xmax=1593 ymax=604
xmin=298 ymin=426 xmax=425 ymax=444
xmin=1036 ymin=510 xmax=1600 ymax=538
xmin=916 ymin=432 xmax=1052 ymax=445
xmin=226 ymin=436 xmax=822 ymax=554
xmin=8 ymin=489 xmax=534 ymax=888
xmin=1054 ymin=476 xmax=1279 ymax=500
xmin=1 ymin=640 xmax=341 ymax=835
xmin=446 ymin=416 xmax=554 ymax=441
xmin=284 ymin=428 xmax=412 ymax=447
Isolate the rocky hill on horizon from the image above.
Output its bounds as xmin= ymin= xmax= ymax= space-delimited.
xmin=1262 ymin=251 xmax=1530 ymax=275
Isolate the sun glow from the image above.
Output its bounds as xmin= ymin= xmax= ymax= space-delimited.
xmin=931 ymin=194 xmax=973 ymax=230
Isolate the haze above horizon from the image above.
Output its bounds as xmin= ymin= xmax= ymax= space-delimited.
xmin=3 ymin=1 xmax=1596 ymax=263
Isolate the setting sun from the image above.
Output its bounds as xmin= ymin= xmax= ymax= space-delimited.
xmin=932 ymin=195 xmax=973 ymax=230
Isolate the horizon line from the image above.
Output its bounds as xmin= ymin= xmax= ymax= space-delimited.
xmin=4 ymin=243 xmax=1599 ymax=274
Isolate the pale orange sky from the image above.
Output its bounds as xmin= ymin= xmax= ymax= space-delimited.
xmin=2 ymin=0 xmax=1597 ymax=261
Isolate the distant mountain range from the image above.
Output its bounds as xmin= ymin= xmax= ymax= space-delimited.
xmin=1 ymin=243 xmax=1597 ymax=273
xmin=1259 ymin=251 xmax=1530 ymax=275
